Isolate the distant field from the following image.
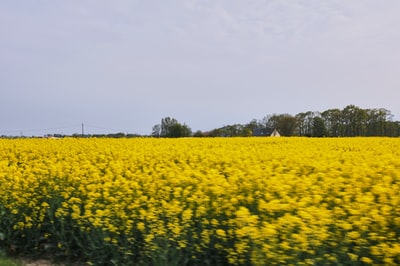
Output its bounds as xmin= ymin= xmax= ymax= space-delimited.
xmin=0 ymin=137 xmax=399 ymax=265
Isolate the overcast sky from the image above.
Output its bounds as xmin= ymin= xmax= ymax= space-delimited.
xmin=1 ymin=1 xmax=399 ymax=136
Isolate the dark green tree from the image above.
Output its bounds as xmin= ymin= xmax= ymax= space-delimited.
xmin=321 ymin=108 xmax=343 ymax=137
xmin=161 ymin=117 xmax=178 ymax=137
xmin=151 ymin=124 xmax=161 ymax=137
xmin=366 ymin=108 xmax=392 ymax=136
xmin=312 ymin=116 xmax=327 ymax=137
xmin=244 ymin=119 xmax=260 ymax=136
xmin=273 ymin=114 xmax=297 ymax=136
xmin=153 ymin=117 xmax=192 ymax=138
xmin=193 ymin=130 xmax=204 ymax=137
xmin=341 ymin=105 xmax=367 ymax=136
xmin=295 ymin=111 xmax=317 ymax=136
xmin=295 ymin=112 xmax=307 ymax=136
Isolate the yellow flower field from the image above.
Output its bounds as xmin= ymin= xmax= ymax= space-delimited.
xmin=0 ymin=137 xmax=399 ymax=265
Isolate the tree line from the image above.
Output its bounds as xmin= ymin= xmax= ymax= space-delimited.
xmin=152 ymin=105 xmax=400 ymax=138
xmin=6 ymin=105 xmax=396 ymax=138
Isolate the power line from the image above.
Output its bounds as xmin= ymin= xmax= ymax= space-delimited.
xmin=80 ymin=124 xmax=151 ymax=135
xmin=0 ymin=124 xmax=82 ymax=134
xmin=0 ymin=124 xmax=150 ymax=136
xmin=84 ymin=124 xmax=129 ymax=133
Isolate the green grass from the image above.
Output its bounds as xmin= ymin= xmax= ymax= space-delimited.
xmin=0 ymin=252 xmax=22 ymax=266
xmin=0 ymin=258 xmax=21 ymax=266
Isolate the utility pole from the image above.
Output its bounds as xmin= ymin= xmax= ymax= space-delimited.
xmin=82 ymin=123 xmax=84 ymax=137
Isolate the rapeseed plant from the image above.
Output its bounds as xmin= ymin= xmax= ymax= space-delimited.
xmin=0 ymin=137 xmax=399 ymax=265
